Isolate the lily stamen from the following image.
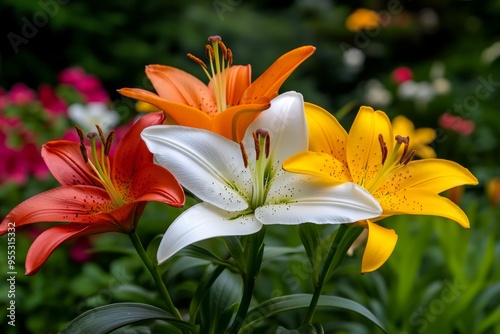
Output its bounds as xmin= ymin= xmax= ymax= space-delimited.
xmin=187 ymin=35 xmax=232 ymax=113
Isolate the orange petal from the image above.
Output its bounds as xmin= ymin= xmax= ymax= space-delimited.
xmin=226 ymin=65 xmax=251 ymax=106
xmin=361 ymin=220 xmax=398 ymax=273
xmin=145 ymin=65 xmax=217 ymax=115
xmin=118 ymin=88 xmax=212 ymax=130
xmin=240 ymin=45 xmax=316 ymax=103
xmin=211 ymin=97 xmax=270 ymax=141
xmin=347 ymin=106 xmax=393 ymax=187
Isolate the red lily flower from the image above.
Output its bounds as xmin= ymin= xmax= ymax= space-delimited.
xmin=0 ymin=111 xmax=185 ymax=275
xmin=118 ymin=36 xmax=315 ymax=142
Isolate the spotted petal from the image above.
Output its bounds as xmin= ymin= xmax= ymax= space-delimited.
xmin=157 ymin=202 xmax=262 ymax=263
xmin=257 ymin=173 xmax=382 ymax=225
xmin=141 ymin=126 xmax=251 ymax=211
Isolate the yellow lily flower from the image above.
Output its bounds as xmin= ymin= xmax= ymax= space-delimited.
xmin=119 ymin=36 xmax=315 ymax=142
xmin=283 ymin=104 xmax=478 ymax=273
xmin=392 ymin=115 xmax=437 ymax=158
xmin=345 ymin=8 xmax=380 ymax=32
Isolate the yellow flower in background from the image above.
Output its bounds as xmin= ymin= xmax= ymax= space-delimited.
xmin=392 ymin=115 xmax=437 ymax=158
xmin=284 ymin=104 xmax=478 ymax=273
xmin=345 ymin=8 xmax=380 ymax=32
xmin=135 ymin=100 xmax=160 ymax=113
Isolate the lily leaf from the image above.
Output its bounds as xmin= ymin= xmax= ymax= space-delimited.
xmin=59 ymin=302 xmax=197 ymax=333
xmin=240 ymin=294 xmax=386 ymax=333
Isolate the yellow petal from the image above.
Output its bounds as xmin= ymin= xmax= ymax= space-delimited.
xmin=347 ymin=106 xmax=393 ymax=187
xmin=145 ymin=65 xmax=218 ymax=115
xmin=283 ymin=151 xmax=350 ymax=183
xmin=391 ymin=115 xmax=415 ymax=137
xmin=240 ymin=45 xmax=316 ymax=103
xmin=414 ymin=144 xmax=437 ymax=159
xmin=305 ymin=102 xmax=348 ymax=164
xmin=361 ymin=220 xmax=398 ymax=273
xmin=396 ymin=159 xmax=478 ymax=194
xmin=413 ymin=127 xmax=436 ymax=144
xmin=377 ymin=188 xmax=471 ymax=228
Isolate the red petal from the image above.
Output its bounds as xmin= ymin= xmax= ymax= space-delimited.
xmin=0 ymin=186 xmax=115 ymax=233
xmin=42 ymin=141 xmax=99 ymax=187
xmin=111 ymin=111 xmax=164 ymax=190
xmin=127 ymin=163 xmax=185 ymax=207
xmin=25 ymin=223 xmax=113 ymax=275
xmin=145 ymin=65 xmax=217 ymax=114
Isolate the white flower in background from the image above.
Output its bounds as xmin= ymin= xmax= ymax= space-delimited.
xmin=430 ymin=61 xmax=451 ymax=95
xmin=68 ymin=102 xmax=120 ymax=134
xmin=141 ymin=92 xmax=382 ymax=263
xmin=481 ymin=41 xmax=500 ymax=65
xmin=398 ymin=80 xmax=419 ymax=100
xmin=343 ymin=48 xmax=365 ymax=72
xmin=363 ymin=79 xmax=392 ymax=108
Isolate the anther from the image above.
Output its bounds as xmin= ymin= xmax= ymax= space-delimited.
xmin=104 ymin=130 xmax=115 ymax=157
xmin=226 ymin=49 xmax=233 ymax=66
xmin=378 ymin=134 xmax=388 ymax=165
xmin=96 ymin=125 xmax=106 ymax=146
xmin=252 ymin=131 xmax=261 ymax=160
xmin=218 ymin=40 xmax=228 ymax=58
xmin=75 ymin=125 xmax=88 ymax=163
xmin=396 ymin=135 xmax=410 ymax=164
xmin=402 ymin=150 xmax=416 ymax=165
xmin=239 ymin=142 xmax=249 ymax=168
xmin=187 ymin=53 xmax=207 ymax=69
xmin=205 ymin=45 xmax=215 ymax=61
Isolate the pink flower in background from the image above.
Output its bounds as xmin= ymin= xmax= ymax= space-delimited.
xmin=38 ymin=84 xmax=67 ymax=114
xmin=8 ymin=82 xmax=37 ymax=105
xmin=58 ymin=67 xmax=110 ymax=103
xmin=439 ymin=113 xmax=475 ymax=136
xmin=391 ymin=66 xmax=413 ymax=84
xmin=0 ymin=88 xmax=9 ymax=110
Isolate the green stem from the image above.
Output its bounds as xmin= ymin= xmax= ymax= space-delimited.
xmin=302 ymin=224 xmax=363 ymax=325
xmin=227 ymin=228 xmax=266 ymax=333
xmin=128 ymin=232 xmax=183 ymax=321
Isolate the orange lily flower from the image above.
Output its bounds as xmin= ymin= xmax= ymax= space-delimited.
xmin=0 ymin=112 xmax=185 ymax=275
xmin=118 ymin=36 xmax=315 ymax=142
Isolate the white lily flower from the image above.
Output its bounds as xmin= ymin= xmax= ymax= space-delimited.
xmin=68 ymin=102 xmax=120 ymax=134
xmin=141 ymin=91 xmax=382 ymax=263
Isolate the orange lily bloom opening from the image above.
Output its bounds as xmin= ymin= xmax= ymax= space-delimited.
xmin=0 ymin=112 xmax=185 ymax=275
xmin=284 ymin=104 xmax=478 ymax=273
xmin=118 ymin=36 xmax=315 ymax=142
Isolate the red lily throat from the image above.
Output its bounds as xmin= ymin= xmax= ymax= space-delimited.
xmin=239 ymin=129 xmax=270 ymax=168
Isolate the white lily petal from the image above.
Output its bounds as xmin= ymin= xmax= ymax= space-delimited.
xmin=142 ymin=126 xmax=251 ymax=211
xmin=243 ymin=91 xmax=308 ymax=172
xmin=255 ymin=173 xmax=382 ymax=225
xmin=157 ymin=202 xmax=263 ymax=263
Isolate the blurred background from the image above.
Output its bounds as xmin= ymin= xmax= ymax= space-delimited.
xmin=1 ymin=0 xmax=499 ymax=333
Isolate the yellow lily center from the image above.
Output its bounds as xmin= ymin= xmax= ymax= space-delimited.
xmin=187 ymin=35 xmax=233 ymax=113
xmin=365 ymin=134 xmax=416 ymax=193
xmin=239 ymin=129 xmax=272 ymax=208
xmin=76 ymin=126 xmax=125 ymax=207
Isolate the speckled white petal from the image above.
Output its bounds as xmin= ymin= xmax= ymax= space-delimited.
xmin=242 ymin=92 xmax=308 ymax=174
xmin=157 ymin=202 xmax=263 ymax=263
xmin=255 ymin=173 xmax=382 ymax=225
xmin=142 ymin=126 xmax=251 ymax=211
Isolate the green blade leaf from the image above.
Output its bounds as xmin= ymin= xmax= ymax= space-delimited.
xmin=60 ymin=302 xmax=197 ymax=333
xmin=240 ymin=294 xmax=386 ymax=333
